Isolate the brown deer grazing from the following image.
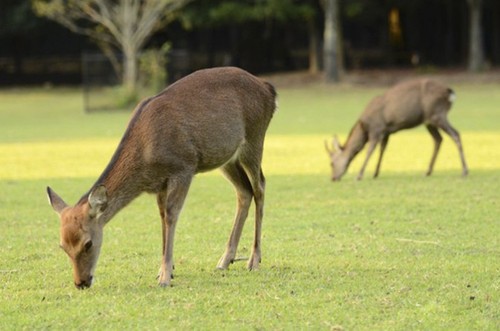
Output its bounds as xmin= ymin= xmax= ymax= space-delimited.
xmin=47 ymin=67 xmax=277 ymax=289
xmin=325 ymin=78 xmax=468 ymax=181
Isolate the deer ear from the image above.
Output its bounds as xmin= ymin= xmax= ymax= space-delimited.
xmin=333 ymin=135 xmax=343 ymax=151
xmin=324 ymin=139 xmax=333 ymax=154
xmin=47 ymin=187 xmax=68 ymax=215
xmin=88 ymin=185 xmax=108 ymax=217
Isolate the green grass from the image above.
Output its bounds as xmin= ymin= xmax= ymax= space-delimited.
xmin=0 ymin=81 xmax=499 ymax=330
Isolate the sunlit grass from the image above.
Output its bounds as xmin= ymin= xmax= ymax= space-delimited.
xmin=1 ymin=131 xmax=499 ymax=180
xmin=0 ymin=83 xmax=499 ymax=330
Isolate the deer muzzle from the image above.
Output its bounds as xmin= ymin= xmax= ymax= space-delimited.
xmin=74 ymin=275 xmax=93 ymax=290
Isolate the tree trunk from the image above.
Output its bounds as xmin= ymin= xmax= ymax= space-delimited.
xmin=467 ymin=0 xmax=484 ymax=71
xmin=123 ymin=46 xmax=138 ymax=97
xmin=308 ymin=19 xmax=320 ymax=74
xmin=323 ymin=0 xmax=341 ymax=83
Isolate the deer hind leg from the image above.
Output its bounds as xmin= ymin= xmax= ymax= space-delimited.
xmin=247 ymin=167 xmax=265 ymax=270
xmin=358 ymin=139 xmax=378 ymax=180
xmin=239 ymin=150 xmax=265 ymax=270
xmin=217 ymin=161 xmax=253 ymax=270
xmin=437 ymin=118 xmax=469 ymax=176
xmin=374 ymin=134 xmax=389 ymax=178
xmin=425 ymin=124 xmax=443 ymax=176
xmin=157 ymin=191 xmax=167 ymax=278
xmin=157 ymin=175 xmax=193 ymax=287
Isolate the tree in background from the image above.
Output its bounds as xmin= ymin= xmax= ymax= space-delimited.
xmin=323 ymin=0 xmax=342 ymax=82
xmin=1 ymin=0 xmax=42 ymax=76
xmin=32 ymin=0 xmax=190 ymax=98
xmin=180 ymin=0 xmax=317 ymax=73
xmin=467 ymin=0 xmax=485 ymax=71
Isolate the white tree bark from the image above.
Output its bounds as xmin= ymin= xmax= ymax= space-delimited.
xmin=467 ymin=0 xmax=485 ymax=71
xmin=323 ymin=0 xmax=341 ymax=82
xmin=33 ymin=0 xmax=190 ymax=94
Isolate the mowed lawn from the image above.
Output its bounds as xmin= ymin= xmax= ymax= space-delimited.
xmin=0 ymin=80 xmax=498 ymax=330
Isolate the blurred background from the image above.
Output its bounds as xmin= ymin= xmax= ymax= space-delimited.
xmin=0 ymin=0 xmax=498 ymax=110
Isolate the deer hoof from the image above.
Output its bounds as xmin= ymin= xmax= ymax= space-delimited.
xmin=216 ymin=260 xmax=232 ymax=270
xmin=158 ymin=276 xmax=172 ymax=287
xmin=217 ymin=253 xmax=235 ymax=270
xmin=247 ymin=254 xmax=261 ymax=271
xmin=158 ymin=281 xmax=172 ymax=288
xmin=158 ymin=268 xmax=174 ymax=286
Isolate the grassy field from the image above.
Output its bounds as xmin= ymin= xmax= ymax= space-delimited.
xmin=0 ymin=79 xmax=499 ymax=330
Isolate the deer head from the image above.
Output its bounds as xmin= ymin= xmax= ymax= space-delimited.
xmin=47 ymin=185 xmax=108 ymax=289
xmin=324 ymin=136 xmax=349 ymax=181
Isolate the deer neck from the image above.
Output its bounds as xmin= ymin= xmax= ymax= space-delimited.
xmin=80 ymin=142 xmax=142 ymax=225
xmin=342 ymin=121 xmax=368 ymax=162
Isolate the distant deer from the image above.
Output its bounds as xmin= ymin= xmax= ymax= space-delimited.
xmin=325 ymin=78 xmax=468 ymax=181
xmin=47 ymin=67 xmax=277 ymax=289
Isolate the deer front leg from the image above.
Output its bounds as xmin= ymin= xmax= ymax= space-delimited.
xmin=425 ymin=124 xmax=443 ymax=176
xmin=158 ymin=176 xmax=192 ymax=287
xmin=358 ymin=139 xmax=378 ymax=180
xmin=374 ymin=134 xmax=389 ymax=178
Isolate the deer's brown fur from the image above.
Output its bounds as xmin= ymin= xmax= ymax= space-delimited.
xmin=325 ymin=78 xmax=468 ymax=181
xmin=47 ymin=67 xmax=277 ymax=289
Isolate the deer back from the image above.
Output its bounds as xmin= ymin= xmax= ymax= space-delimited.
xmin=361 ymin=79 xmax=452 ymax=134
xmin=96 ymin=67 xmax=277 ymax=196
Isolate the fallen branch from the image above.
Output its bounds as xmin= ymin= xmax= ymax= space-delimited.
xmin=395 ymin=238 xmax=441 ymax=246
xmin=233 ymin=257 xmax=248 ymax=262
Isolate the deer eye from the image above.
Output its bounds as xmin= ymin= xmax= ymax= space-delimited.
xmin=84 ymin=240 xmax=93 ymax=252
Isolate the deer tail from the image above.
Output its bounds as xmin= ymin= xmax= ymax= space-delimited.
xmin=264 ymin=81 xmax=278 ymax=113
xmin=448 ymin=88 xmax=456 ymax=103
